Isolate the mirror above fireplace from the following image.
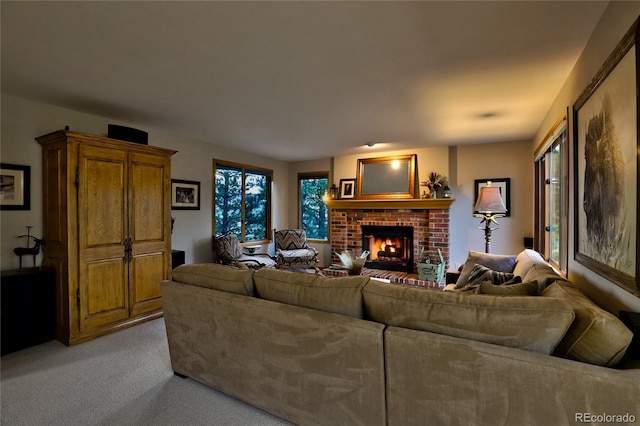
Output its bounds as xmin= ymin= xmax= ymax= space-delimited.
xmin=356 ymin=154 xmax=416 ymax=199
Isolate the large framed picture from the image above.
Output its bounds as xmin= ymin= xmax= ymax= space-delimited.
xmin=171 ymin=179 xmax=201 ymax=210
xmin=0 ymin=163 xmax=31 ymax=211
xmin=474 ymin=178 xmax=511 ymax=217
xmin=573 ymin=18 xmax=639 ymax=295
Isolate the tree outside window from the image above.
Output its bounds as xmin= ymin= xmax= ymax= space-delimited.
xmin=214 ymin=160 xmax=272 ymax=242
xmin=298 ymin=173 xmax=328 ymax=241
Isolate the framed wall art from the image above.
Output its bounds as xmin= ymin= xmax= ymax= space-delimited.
xmin=356 ymin=154 xmax=416 ymax=199
xmin=339 ymin=178 xmax=356 ymax=199
xmin=474 ymin=178 xmax=511 ymax=217
xmin=0 ymin=163 xmax=31 ymax=211
xmin=573 ymin=18 xmax=639 ymax=295
xmin=171 ymin=179 xmax=201 ymax=210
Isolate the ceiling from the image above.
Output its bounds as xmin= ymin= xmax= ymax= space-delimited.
xmin=1 ymin=1 xmax=608 ymax=161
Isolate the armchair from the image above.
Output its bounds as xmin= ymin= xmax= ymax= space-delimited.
xmin=214 ymin=233 xmax=276 ymax=269
xmin=274 ymin=229 xmax=319 ymax=271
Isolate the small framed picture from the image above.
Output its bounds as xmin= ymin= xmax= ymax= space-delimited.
xmin=340 ymin=178 xmax=356 ymax=199
xmin=171 ymin=179 xmax=200 ymax=210
xmin=0 ymin=163 xmax=31 ymax=211
xmin=474 ymin=178 xmax=511 ymax=217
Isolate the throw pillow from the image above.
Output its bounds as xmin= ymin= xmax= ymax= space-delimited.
xmin=477 ymin=280 xmax=539 ymax=296
xmin=455 ymin=251 xmax=516 ymax=288
xmin=465 ymin=263 xmax=518 ymax=287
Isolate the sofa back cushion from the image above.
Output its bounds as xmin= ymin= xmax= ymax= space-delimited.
xmin=456 ymin=251 xmax=517 ymax=288
xmin=362 ymin=280 xmax=575 ymax=354
xmin=541 ymin=282 xmax=633 ymax=367
xmin=171 ymin=263 xmax=255 ymax=296
xmin=253 ymin=268 xmax=368 ymax=318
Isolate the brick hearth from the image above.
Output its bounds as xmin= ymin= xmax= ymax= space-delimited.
xmin=328 ymin=199 xmax=452 ymax=275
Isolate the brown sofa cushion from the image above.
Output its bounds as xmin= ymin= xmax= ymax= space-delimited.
xmin=362 ymin=280 xmax=574 ymax=354
xmin=253 ymin=268 xmax=368 ymax=318
xmin=476 ymin=280 xmax=539 ymax=296
xmin=171 ymin=263 xmax=255 ymax=296
xmin=541 ymin=282 xmax=633 ymax=367
xmin=456 ymin=251 xmax=517 ymax=288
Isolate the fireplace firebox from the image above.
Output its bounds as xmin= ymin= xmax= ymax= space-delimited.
xmin=362 ymin=225 xmax=414 ymax=273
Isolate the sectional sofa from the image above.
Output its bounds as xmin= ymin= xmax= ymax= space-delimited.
xmin=161 ymin=250 xmax=639 ymax=426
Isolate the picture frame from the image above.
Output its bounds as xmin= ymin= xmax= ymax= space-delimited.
xmin=339 ymin=178 xmax=356 ymax=199
xmin=474 ymin=178 xmax=511 ymax=217
xmin=0 ymin=163 xmax=31 ymax=211
xmin=171 ymin=179 xmax=201 ymax=210
xmin=356 ymin=154 xmax=417 ymax=199
xmin=572 ymin=18 xmax=639 ymax=295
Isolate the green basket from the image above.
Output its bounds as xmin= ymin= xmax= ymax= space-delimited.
xmin=416 ymin=249 xmax=445 ymax=282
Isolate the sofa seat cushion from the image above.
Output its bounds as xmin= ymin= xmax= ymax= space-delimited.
xmin=172 ymin=263 xmax=255 ymax=296
xmin=541 ymin=282 xmax=633 ymax=367
xmin=456 ymin=251 xmax=517 ymax=288
xmin=253 ymin=268 xmax=369 ymax=318
xmin=362 ymin=280 xmax=574 ymax=354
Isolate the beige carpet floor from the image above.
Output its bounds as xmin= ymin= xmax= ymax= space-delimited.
xmin=1 ymin=318 xmax=293 ymax=426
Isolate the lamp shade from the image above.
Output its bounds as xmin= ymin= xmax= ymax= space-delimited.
xmin=474 ymin=187 xmax=507 ymax=214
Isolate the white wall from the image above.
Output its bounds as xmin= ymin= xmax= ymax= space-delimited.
xmin=0 ymin=94 xmax=289 ymax=269
xmin=533 ymin=2 xmax=640 ymax=314
xmin=451 ymin=140 xmax=534 ymax=265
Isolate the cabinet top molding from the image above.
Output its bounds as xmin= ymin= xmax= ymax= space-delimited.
xmin=36 ymin=130 xmax=178 ymax=156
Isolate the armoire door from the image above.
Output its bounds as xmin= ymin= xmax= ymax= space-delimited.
xmin=128 ymin=151 xmax=171 ymax=316
xmin=77 ymin=145 xmax=130 ymax=332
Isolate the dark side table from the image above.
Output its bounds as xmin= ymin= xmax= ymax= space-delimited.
xmin=1 ymin=268 xmax=56 ymax=355
xmin=172 ymin=250 xmax=185 ymax=269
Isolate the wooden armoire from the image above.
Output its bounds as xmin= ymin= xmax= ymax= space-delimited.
xmin=37 ymin=130 xmax=176 ymax=345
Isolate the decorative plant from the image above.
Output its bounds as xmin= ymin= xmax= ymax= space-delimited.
xmin=420 ymin=172 xmax=447 ymax=191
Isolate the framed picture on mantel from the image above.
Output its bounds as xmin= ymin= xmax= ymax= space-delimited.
xmin=339 ymin=178 xmax=356 ymax=199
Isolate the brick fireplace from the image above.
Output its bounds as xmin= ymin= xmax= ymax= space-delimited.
xmin=329 ymin=199 xmax=453 ymax=274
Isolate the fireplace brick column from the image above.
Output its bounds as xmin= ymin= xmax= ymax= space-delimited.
xmin=330 ymin=207 xmax=450 ymax=273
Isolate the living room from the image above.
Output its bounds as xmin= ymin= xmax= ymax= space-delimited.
xmin=2 ymin=1 xmax=640 ymax=424
xmin=2 ymin=1 xmax=639 ymax=314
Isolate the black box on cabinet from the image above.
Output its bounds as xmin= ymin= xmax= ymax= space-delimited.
xmin=108 ymin=124 xmax=148 ymax=145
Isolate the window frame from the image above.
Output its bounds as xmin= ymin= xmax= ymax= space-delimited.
xmin=534 ymin=114 xmax=568 ymax=274
xmin=213 ymin=159 xmax=273 ymax=243
xmin=298 ymin=171 xmax=329 ymax=242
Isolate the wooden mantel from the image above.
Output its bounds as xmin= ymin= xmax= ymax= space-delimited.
xmin=328 ymin=198 xmax=455 ymax=210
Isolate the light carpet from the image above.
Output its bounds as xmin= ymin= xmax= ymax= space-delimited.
xmin=1 ymin=318 xmax=293 ymax=426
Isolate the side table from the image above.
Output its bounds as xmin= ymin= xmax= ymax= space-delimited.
xmin=1 ymin=268 xmax=56 ymax=355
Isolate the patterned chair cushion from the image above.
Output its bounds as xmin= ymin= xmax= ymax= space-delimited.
xmin=275 ymin=229 xmax=310 ymax=250
xmin=215 ymin=233 xmax=243 ymax=261
xmin=277 ymin=248 xmax=317 ymax=265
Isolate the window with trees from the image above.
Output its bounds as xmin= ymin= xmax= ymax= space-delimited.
xmin=298 ymin=172 xmax=328 ymax=241
xmin=535 ymin=116 xmax=568 ymax=273
xmin=214 ymin=160 xmax=272 ymax=242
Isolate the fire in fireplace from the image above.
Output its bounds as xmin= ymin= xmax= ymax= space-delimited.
xmin=361 ymin=225 xmax=414 ymax=273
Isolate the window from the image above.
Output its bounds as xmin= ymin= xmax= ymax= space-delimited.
xmin=298 ymin=172 xmax=328 ymax=241
xmin=214 ymin=160 xmax=272 ymax=242
xmin=535 ymin=116 xmax=568 ymax=273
